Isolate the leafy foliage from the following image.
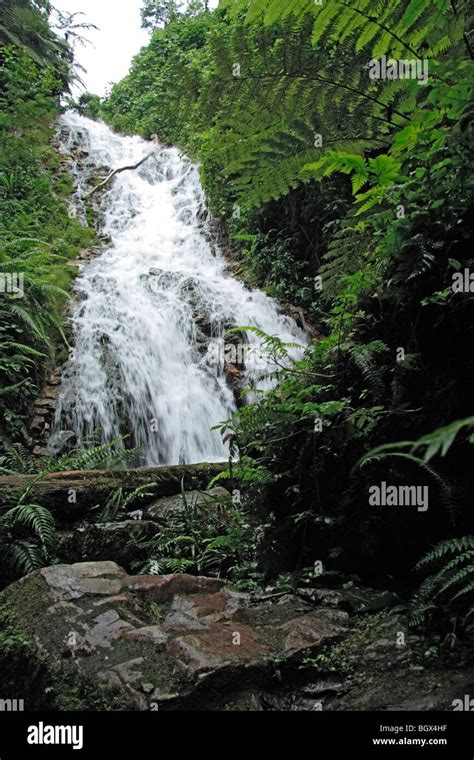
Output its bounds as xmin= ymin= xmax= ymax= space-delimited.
xmin=411 ymin=536 xmax=474 ymax=627
xmin=358 ymin=417 xmax=474 ymax=467
xmin=0 ymin=434 xmax=141 ymax=475
xmin=0 ymin=0 xmax=71 ymax=76
xmin=0 ymin=14 xmax=97 ymax=442
xmin=141 ymin=0 xmax=184 ymax=29
xmin=0 ymin=434 xmax=144 ymax=582
xmin=2 ymin=0 xmax=473 ymax=644
xmin=0 ymin=495 xmax=55 ymax=577
xmin=100 ymin=0 xmax=472 ymax=606
xmin=133 ymin=485 xmax=259 ymax=582
xmin=99 ymin=484 xmax=154 ymax=523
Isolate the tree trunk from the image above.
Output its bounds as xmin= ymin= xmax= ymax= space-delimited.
xmin=0 ymin=463 xmax=228 ymax=521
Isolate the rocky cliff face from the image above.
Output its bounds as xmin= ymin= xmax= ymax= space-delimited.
xmin=28 ymin=366 xmax=65 ymax=457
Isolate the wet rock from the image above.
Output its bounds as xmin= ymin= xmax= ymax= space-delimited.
xmin=28 ymin=365 xmax=68 ymax=455
xmin=123 ymin=573 xmax=225 ymax=603
xmin=169 ymin=622 xmax=271 ymax=677
xmin=276 ymin=609 xmax=348 ymax=656
xmin=225 ymin=363 xmax=242 ymax=390
xmin=283 ymin=304 xmax=322 ymax=339
xmin=300 ymin=676 xmax=345 ymax=697
xmin=40 ymin=562 xmax=127 ymax=602
xmin=31 ymin=416 xmax=46 ymax=432
xmin=0 ymin=562 xmax=351 ymax=711
xmin=328 ymin=670 xmax=474 ymax=712
xmin=297 ymin=588 xmax=345 ymax=607
xmin=339 ymin=586 xmax=400 ymax=613
xmin=297 ymin=584 xmax=399 ymax=614
xmin=145 ymin=487 xmax=231 ymax=522
xmin=49 ymin=368 xmax=63 ymax=385
xmin=194 ymin=310 xmax=212 ymax=337
xmin=32 ymin=407 xmax=49 ymax=418
xmin=54 ymin=521 xmax=156 ymax=568
xmin=123 ymin=625 xmax=169 ymax=646
xmin=364 ymin=636 xmax=412 ymax=668
xmin=46 ymin=430 xmax=77 ymax=456
xmin=43 ymin=386 xmax=61 ymax=400
xmin=33 ymin=446 xmax=50 ymax=457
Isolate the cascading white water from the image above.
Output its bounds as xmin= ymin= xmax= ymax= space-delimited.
xmin=52 ymin=112 xmax=307 ymax=466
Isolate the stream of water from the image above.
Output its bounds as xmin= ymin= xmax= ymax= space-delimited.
xmin=51 ymin=112 xmax=307 ymax=466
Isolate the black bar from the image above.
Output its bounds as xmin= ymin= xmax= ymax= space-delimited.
xmin=0 ymin=711 xmax=472 ymax=758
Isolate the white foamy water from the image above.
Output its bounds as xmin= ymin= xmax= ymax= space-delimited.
xmin=52 ymin=112 xmax=307 ymax=465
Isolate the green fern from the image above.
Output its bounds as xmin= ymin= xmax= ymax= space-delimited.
xmin=0 ymin=442 xmax=36 ymax=475
xmin=358 ymin=417 xmax=474 ymax=466
xmin=1 ymin=540 xmax=46 ymax=575
xmin=356 ymin=418 xmax=474 ymax=523
xmin=230 ymin=0 xmax=460 ymax=60
xmin=347 ymin=340 xmax=389 ymax=399
xmin=99 ymin=483 xmax=154 ymax=522
xmin=411 ymin=536 xmax=474 ymax=627
xmin=0 ymin=502 xmax=55 ymax=575
xmin=132 ymin=485 xmax=256 ymax=578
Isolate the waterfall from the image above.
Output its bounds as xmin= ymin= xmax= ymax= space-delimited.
xmin=51 ymin=112 xmax=307 ymax=466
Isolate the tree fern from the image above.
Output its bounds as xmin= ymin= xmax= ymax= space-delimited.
xmin=0 ymin=1 xmax=70 ymax=70
xmin=230 ymin=0 xmax=462 ymax=60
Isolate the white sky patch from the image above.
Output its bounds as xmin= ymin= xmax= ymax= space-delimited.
xmin=53 ymin=0 xmax=219 ymax=97
xmin=53 ymin=0 xmax=149 ymax=96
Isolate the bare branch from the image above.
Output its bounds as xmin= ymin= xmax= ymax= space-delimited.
xmin=85 ymin=153 xmax=154 ymax=198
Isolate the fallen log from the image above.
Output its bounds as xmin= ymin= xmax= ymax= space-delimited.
xmin=0 ymin=462 xmax=228 ymax=521
xmin=85 ymin=152 xmax=154 ymax=198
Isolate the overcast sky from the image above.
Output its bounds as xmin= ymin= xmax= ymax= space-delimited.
xmin=53 ymin=0 xmax=148 ymax=96
xmin=53 ymin=1 xmax=219 ymax=97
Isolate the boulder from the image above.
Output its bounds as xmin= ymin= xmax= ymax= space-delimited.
xmin=54 ymin=521 xmax=156 ymax=567
xmin=0 ymin=562 xmax=348 ymax=711
xmin=145 ymin=486 xmax=231 ymax=522
xmin=2 ymin=563 xmax=472 ymax=712
xmin=297 ymin=584 xmax=399 ymax=614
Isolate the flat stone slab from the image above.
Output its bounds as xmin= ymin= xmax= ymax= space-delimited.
xmin=0 ymin=562 xmax=348 ymax=711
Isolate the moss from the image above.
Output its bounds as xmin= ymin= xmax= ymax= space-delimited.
xmin=0 ymin=593 xmax=47 ymax=706
xmin=46 ymin=674 xmax=134 ymax=712
xmin=0 ymin=569 xmax=190 ymax=711
xmin=0 ymin=578 xmax=145 ymax=710
xmin=0 ymin=575 xmax=49 ymax=633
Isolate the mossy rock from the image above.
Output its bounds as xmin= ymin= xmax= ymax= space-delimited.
xmin=0 ymin=562 xmax=349 ymax=711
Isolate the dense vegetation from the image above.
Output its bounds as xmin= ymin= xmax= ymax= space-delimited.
xmin=1 ymin=0 xmax=473 ymax=651
xmin=0 ymin=0 xmax=96 ymax=443
xmin=102 ymin=0 xmax=474 ymax=632
xmin=0 ymin=1 xmax=100 ymax=576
